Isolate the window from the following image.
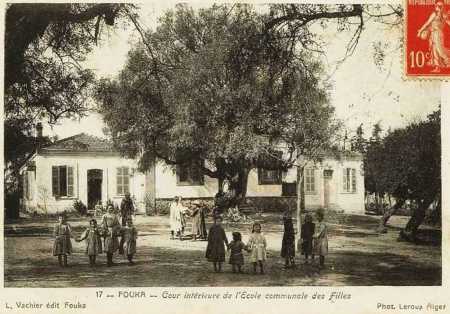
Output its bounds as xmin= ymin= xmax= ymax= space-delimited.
xmin=22 ymin=172 xmax=31 ymax=200
xmin=52 ymin=166 xmax=74 ymax=197
xmin=282 ymin=182 xmax=297 ymax=196
xmin=117 ymin=167 xmax=130 ymax=195
xmin=343 ymin=168 xmax=357 ymax=193
xmin=177 ymin=159 xmax=204 ymax=186
xmin=304 ymin=168 xmax=316 ymax=193
xmin=258 ymin=151 xmax=283 ymax=185
xmin=258 ymin=168 xmax=282 ymax=185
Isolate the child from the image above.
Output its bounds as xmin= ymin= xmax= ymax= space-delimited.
xmin=102 ymin=204 xmax=121 ymax=267
xmin=248 ymin=222 xmax=267 ymax=274
xmin=228 ymin=232 xmax=247 ymax=273
xmin=122 ymin=218 xmax=138 ymax=265
xmin=76 ymin=219 xmax=103 ymax=266
xmin=313 ymin=209 xmax=328 ymax=269
xmin=205 ymin=216 xmax=229 ymax=272
xmin=281 ymin=210 xmax=296 ymax=269
xmin=301 ymin=213 xmax=315 ymax=264
xmin=53 ymin=213 xmax=72 ymax=267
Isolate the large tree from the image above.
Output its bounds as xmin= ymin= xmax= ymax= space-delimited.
xmin=4 ymin=4 xmax=133 ymax=217
xmin=96 ymin=4 xmax=338 ymax=207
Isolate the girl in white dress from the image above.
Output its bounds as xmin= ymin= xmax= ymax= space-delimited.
xmin=248 ymin=222 xmax=267 ymax=274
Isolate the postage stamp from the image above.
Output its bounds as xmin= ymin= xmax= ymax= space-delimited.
xmin=405 ymin=0 xmax=450 ymax=78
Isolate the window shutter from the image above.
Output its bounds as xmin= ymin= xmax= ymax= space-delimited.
xmin=52 ymin=166 xmax=59 ymax=197
xmin=351 ymin=168 xmax=357 ymax=193
xmin=67 ymin=166 xmax=74 ymax=197
xmin=117 ymin=167 xmax=122 ymax=195
xmin=23 ymin=173 xmax=28 ymax=200
xmin=343 ymin=168 xmax=348 ymax=192
xmin=123 ymin=172 xmax=130 ymax=194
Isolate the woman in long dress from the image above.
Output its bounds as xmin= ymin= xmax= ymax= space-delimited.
xmin=417 ymin=1 xmax=450 ymax=72
xmin=190 ymin=201 xmax=208 ymax=241
xmin=169 ymin=196 xmax=181 ymax=239
xmin=169 ymin=196 xmax=187 ymax=240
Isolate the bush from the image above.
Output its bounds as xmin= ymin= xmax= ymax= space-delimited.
xmin=73 ymin=200 xmax=87 ymax=216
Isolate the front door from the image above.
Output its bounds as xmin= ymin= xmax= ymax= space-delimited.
xmin=323 ymin=170 xmax=333 ymax=209
xmin=87 ymin=169 xmax=103 ymax=209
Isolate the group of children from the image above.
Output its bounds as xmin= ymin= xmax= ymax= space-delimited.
xmin=52 ymin=209 xmax=137 ymax=267
xmin=206 ymin=217 xmax=268 ymax=274
xmin=53 ymin=207 xmax=328 ymax=273
xmin=205 ymin=209 xmax=328 ymax=274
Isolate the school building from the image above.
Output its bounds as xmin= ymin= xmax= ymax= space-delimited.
xmin=19 ymin=133 xmax=365 ymax=214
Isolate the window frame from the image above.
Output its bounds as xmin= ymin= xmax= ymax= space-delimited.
xmin=116 ymin=166 xmax=130 ymax=196
xmin=342 ymin=167 xmax=357 ymax=193
xmin=52 ymin=165 xmax=74 ymax=198
xmin=176 ymin=159 xmax=205 ymax=186
xmin=304 ymin=168 xmax=317 ymax=194
xmin=281 ymin=182 xmax=297 ymax=196
xmin=23 ymin=172 xmax=31 ymax=200
xmin=257 ymin=151 xmax=283 ymax=185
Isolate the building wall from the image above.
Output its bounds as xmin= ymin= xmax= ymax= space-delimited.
xmin=153 ymin=156 xmax=365 ymax=213
xmin=154 ymin=162 xmax=219 ymax=199
xmin=312 ymin=158 xmax=365 ymax=212
xmin=21 ymin=153 xmax=146 ymax=214
xmin=21 ymin=153 xmax=365 ymax=214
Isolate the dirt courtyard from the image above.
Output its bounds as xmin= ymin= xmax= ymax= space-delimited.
xmin=3 ymin=212 xmax=441 ymax=287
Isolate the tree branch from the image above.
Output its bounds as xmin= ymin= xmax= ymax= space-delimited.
xmin=265 ymin=4 xmax=363 ymax=31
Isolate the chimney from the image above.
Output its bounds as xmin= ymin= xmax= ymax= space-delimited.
xmin=36 ymin=123 xmax=43 ymax=138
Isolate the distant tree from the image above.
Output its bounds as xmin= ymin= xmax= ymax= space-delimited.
xmin=364 ymin=122 xmax=386 ymax=210
xmin=367 ymin=110 xmax=441 ymax=240
xmin=351 ymin=124 xmax=366 ymax=154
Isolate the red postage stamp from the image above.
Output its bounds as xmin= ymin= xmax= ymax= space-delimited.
xmin=405 ymin=0 xmax=450 ymax=78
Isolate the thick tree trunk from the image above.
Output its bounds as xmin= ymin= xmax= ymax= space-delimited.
xmin=399 ymin=198 xmax=433 ymax=242
xmin=218 ymin=177 xmax=224 ymax=194
xmin=228 ymin=168 xmax=250 ymax=206
xmin=377 ymin=198 xmax=405 ymax=233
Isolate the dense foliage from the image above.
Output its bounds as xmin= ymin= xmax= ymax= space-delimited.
xmin=96 ymin=4 xmax=338 ymax=203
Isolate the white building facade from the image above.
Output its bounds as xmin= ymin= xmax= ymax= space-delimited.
xmin=20 ymin=133 xmax=365 ymax=214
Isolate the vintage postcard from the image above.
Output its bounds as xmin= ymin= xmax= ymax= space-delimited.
xmin=1 ymin=1 xmax=448 ymax=314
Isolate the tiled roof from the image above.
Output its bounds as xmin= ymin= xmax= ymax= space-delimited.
xmin=41 ymin=133 xmax=115 ymax=152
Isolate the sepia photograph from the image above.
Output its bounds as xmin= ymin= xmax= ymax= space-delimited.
xmin=3 ymin=2 xmax=442 ymax=290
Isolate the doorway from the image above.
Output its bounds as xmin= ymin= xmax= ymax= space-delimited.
xmin=323 ymin=170 xmax=333 ymax=209
xmin=87 ymin=169 xmax=103 ymax=209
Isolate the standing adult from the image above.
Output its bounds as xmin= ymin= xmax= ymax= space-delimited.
xmin=120 ymin=193 xmax=135 ymax=226
xmin=120 ymin=193 xmax=134 ymax=254
xmin=178 ymin=197 xmax=188 ymax=238
xmin=190 ymin=200 xmax=201 ymax=241
xmin=198 ymin=201 xmax=208 ymax=240
xmin=169 ymin=196 xmax=183 ymax=240
xmin=102 ymin=204 xmax=121 ymax=267
xmin=190 ymin=200 xmax=208 ymax=241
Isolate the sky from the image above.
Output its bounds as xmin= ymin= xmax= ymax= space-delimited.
xmin=44 ymin=3 xmax=441 ymax=140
